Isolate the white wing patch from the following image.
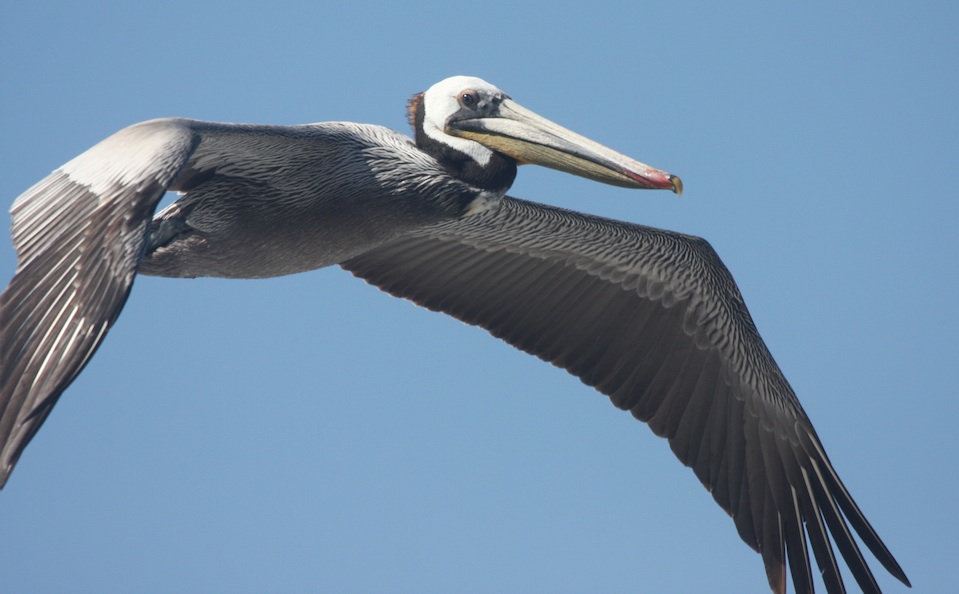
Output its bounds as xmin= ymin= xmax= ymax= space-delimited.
xmin=56 ymin=118 xmax=195 ymax=202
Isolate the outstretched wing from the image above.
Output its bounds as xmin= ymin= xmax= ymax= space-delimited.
xmin=0 ymin=120 xmax=199 ymax=486
xmin=342 ymin=196 xmax=910 ymax=594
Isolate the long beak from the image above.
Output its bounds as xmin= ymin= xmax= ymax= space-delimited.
xmin=446 ymin=98 xmax=682 ymax=194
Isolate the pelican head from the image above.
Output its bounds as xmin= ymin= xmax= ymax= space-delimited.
xmin=409 ymin=75 xmax=682 ymax=195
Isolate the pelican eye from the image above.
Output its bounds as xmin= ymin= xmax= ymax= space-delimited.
xmin=459 ymin=90 xmax=480 ymax=108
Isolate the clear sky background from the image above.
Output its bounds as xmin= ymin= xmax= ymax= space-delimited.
xmin=0 ymin=2 xmax=955 ymax=593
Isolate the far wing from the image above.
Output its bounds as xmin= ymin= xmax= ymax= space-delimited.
xmin=0 ymin=119 xmax=199 ymax=486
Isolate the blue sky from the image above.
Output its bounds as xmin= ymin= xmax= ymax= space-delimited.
xmin=0 ymin=2 xmax=954 ymax=592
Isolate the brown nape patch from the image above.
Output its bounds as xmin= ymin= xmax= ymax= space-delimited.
xmin=407 ymin=92 xmax=424 ymax=131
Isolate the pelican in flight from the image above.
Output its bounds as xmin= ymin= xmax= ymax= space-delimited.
xmin=0 ymin=76 xmax=908 ymax=594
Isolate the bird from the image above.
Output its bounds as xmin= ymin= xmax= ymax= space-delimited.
xmin=0 ymin=75 xmax=909 ymax=594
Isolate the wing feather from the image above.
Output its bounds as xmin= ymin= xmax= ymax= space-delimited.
xmin=342 ymin=196 xmax=909 ymax=593
xmin=0 ymin=120 xmax=199 ymax=485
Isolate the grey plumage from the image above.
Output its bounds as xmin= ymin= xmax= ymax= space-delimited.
xmin=0 ymin=77 xmax=909 ymax=594
xmin=342 ymin=197 xmax=907 ymax=593
xmin=143 ymin=120 xmax=483 ymax=278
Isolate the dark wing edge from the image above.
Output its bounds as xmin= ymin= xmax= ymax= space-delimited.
xmin=342 ymin=196 xmax=909 ymax=594
xmin=0 ymin=119 xmax=199 ymax=487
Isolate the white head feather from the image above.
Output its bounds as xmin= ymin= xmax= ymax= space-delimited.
xmin=421 ymin=76 xmax=505 ymax=167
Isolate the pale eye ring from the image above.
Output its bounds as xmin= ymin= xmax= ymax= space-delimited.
xmin=460 ymin=90 xmax=480 ymax=107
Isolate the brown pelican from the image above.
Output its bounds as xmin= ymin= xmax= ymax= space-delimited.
xmin=0 ymin=76 xmax=908 ymax=594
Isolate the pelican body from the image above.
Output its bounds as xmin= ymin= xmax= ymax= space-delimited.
xmin=0 ymin=76 xmax=907 ymax=594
